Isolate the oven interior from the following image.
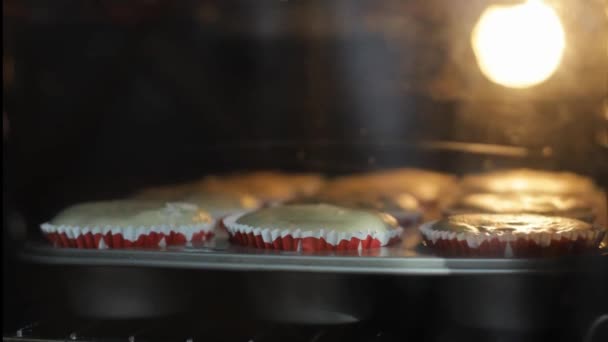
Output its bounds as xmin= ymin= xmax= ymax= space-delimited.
xmin=3 ymin=1 xmax=608 ymax=341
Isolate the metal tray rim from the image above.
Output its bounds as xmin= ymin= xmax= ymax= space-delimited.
xmin=20 ymin=242 xmax=607 ymax=275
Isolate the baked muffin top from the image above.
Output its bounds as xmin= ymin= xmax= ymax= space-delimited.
xmin=430 ymin=213 xmax=593 ymax=234
xmin=235 ymin=204 xmax=399 ymax=233
xmin=199 ymin=171 xmax=324 ymax=201
xmin=322 ymin=168 xmax=456 ymax=203
xmin=450 ymin=193 xmax=592 ymax=216
xmin=50 ymin=200 xmax=212 ymax=227
xmin=460 ymin=169 xmax=597 ymax=195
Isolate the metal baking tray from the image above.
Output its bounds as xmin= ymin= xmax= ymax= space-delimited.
xmin=17 ymin=230 xmax=608 ymax=328
xmin=20 ymin=228 xmax=607 ymax=275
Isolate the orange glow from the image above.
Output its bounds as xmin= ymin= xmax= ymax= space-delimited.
xmin=472 ymin=0 xmax=565 ymax=88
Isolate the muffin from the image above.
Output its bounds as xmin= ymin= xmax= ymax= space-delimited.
xmin=420 ymin=213 xmax=606 ymax=257
xmin=446 ymin=193 xmax=596 ymax=223
xmin=459 ymin=168 xmax=606 ymax=227
xmin=460 ymin=169 xmax=598 ymax=195
xmin=322 ymin=168 xmax=457 ymax=218
xmin=40 ymin=200 xmax=215 ymax=249
xmin=284 ymin=173 xmax=326 ymax=197
xmin=199 ymin=171 xmax=324 ymax=203
xmin=222 ymin=204 xmax=402 ymax=251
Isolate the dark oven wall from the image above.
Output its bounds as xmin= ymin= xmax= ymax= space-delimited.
xmin=4 ymin=0 xmax=607 ymax=233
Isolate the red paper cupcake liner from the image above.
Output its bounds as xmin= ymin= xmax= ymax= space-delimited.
xmin=222 ymin=214 xmax=402 ymax=252
xmin=40 ymin=223 xmax=215 ymax=249
xmin=422 ymin=235 xmax=602 ymax=257
xmin=419 ymin=221 xmax=606 ymax=258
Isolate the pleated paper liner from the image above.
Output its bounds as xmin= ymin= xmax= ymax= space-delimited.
xmin=419 ymin=220 xmax=606 ymax=258
xmin=222 ymin=213 xmax=403 ymax=252
xmin=211 ymin=209 xmax=259 ymax=240
xmin=40 ymin=222 xmax=215 ymax=249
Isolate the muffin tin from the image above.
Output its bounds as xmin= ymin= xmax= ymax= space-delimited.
xmin=18 ymin=227 xmax=607 ymax=332
xmin=19 ymin=166 xmax=608 ymax=328
xmin=21 ymin=232 xmax=606 ymax=275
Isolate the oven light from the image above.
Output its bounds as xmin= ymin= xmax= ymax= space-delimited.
xmin=471 ymin=0 xmax=565 ymax=89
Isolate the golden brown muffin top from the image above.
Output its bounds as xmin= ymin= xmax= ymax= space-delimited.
xmin=322 ymin=168 xmax=457 ymax=203
xmin=450 ymin=193 xmax=592 ymax=216
xmin=431 ymin=213 xmax=593 ymax=234
xmin=236 ymin=204 xmax=399 ymax=232
xmin=199 ymin=171 xmax=324 ymax=202
xmin=460 ymin=169 xmax=597 ymax=195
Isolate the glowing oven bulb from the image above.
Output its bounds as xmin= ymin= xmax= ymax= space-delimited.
xmin=471 ymin=0 xmax=566 ymax=89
